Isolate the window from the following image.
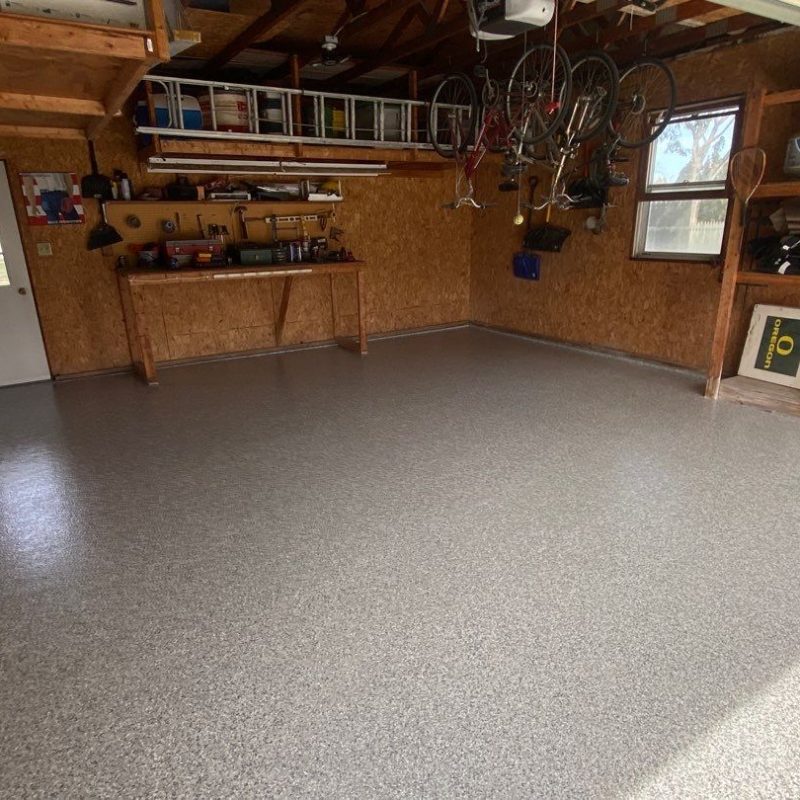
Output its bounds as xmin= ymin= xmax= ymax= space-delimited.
xmin=633 ymin=99 xmax=741 ymax=261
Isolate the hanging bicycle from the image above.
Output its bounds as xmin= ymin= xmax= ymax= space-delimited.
xmin=428 ymin=43 xmax=572 ymax=209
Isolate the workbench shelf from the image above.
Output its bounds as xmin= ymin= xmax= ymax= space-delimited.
xmin=705 ymin=85 xmax=800 ymax=415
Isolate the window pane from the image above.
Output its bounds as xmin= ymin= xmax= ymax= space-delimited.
xmin=647 ymin=110 xmax=736 ymax=189
xmin=639 ymin=199 xmax=729 ymax=256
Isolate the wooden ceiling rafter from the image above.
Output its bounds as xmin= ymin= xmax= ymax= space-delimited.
xmin=204 ymin=0 xmax=313 ymax=71
xmin=569 ymin=0 xmax=722 ymax=51
xmin=614 ymin=10 xmax=783 ymax=62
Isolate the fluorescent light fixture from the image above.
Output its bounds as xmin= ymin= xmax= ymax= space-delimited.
xmin=147 ymin=156 xmax=388 ymax=178
xmin=709 ymin=0 xmax=800 ymax=25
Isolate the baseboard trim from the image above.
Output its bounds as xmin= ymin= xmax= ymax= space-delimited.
xmin=53 ymin=320 xmax=700 ymax=383
xmin=471 ymin=322 xmax=704 ymax=379
xmin=53 ymin=321 xmax=471 ymax=381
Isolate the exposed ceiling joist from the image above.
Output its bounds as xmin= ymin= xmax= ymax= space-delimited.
xmin=571 ymin=0 xmax=721 ymax=50
xmin=614 ymin=10 xmax=779 ymax=61
xmin=204 ymin=0 xmax=313 ymax=71
xmin=328 ymin=13 xmax=465 ymax=84
xmin=339 ymin=0 xmax=423 ymax=40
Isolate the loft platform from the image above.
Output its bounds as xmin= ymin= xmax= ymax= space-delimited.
xmin=0 ymin=0 xmax=170 ymax=140
xmin=135 ymin=75 xmax=457 ymax=176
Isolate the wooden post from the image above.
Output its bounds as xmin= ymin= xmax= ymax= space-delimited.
xmin=329 ymin=273 xmax=338 ymax=339
xmin=356 ymin=268 xmax=368 ymax=355
xmin=290 ymin=54 xmax=303 ymax=156
xmin=408 ymin=69 xmax=418 ymax=144
xmin=704 ymin=88 xmax=765 ymax=399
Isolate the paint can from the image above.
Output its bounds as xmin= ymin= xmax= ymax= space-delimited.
xmin=199 ymin=91 xmax=250 ymax=133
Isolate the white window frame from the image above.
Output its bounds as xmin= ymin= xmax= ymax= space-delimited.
xmin=633 ymin=98 xmax=743 ymax=262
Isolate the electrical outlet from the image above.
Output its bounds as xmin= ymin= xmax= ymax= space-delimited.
xmin=36 ymin=242 xmax=53 ymax=257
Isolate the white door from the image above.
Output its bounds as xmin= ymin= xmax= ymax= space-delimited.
xmin=0 ymin=161 xmax=50 ymax=386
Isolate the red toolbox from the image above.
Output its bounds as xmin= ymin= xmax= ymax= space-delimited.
xmin=165 ymin=239 xmax=224 ymax=268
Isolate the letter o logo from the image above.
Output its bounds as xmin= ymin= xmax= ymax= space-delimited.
xmin=776 ymin=335 xmax=795 ymax=357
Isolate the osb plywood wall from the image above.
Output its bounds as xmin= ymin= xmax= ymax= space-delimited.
xmin=470 ymin=29 xmax=800 ymax=371
xmin=3 ymin=119 xmax=469 ymax=376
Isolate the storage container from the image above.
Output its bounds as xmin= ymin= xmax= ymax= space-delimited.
xmin=199 ymin=91 xmax=250 ymax=133
xmin=258 ymin=91 xmax=285 ymax=134
xmin=135 ymin=94 xmax=202 ymax=144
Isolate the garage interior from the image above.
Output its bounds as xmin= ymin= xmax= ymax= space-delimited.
xmin=1 ymin=0 xmax=800 ymax=796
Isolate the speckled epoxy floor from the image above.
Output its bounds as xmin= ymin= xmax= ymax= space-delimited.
xmin=2 ymin=327 xmax=800 ymax=799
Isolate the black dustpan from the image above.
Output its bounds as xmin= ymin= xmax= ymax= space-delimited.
xmin=523 ymin=205 xmax=571 ymax=253
xmin=81 ymin=141 xmax=113 ymax=200
xmin=87 ymin=203 xmax=123 ymax=251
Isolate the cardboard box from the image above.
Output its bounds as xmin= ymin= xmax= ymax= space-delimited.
xmin=738 ymin=304 xmax=800 ymax=387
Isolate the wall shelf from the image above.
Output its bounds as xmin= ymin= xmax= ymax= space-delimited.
xmin=0 ymin=3 xmax=170 ymax=139
xmin=705 ymin=85 xmax=800 ymax=410
xmin=736 ymin=272 xmax=800 ymax=288
xmin=751 ymin=182 xmax=800 ymax=199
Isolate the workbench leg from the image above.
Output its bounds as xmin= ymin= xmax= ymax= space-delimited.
xmin=334 ymin=269 xmax=368 ymax=355
xmin=356 ymin=269 xmax=368 ymax=355
xmin=276 ymin=276 xmax=294 ymax=346
xmin=117 ymin=273 xmax=140 ymax=366
xmin=329 ymin=273 xmax=338 ymax=339
xmin=129 ymin=284 xmax=158 ymax=386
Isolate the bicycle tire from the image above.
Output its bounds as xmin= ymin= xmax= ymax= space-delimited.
xmin=506 ymin=43 xmax=572 ymax=146
xmin=609 ymin=57 xmax=676 ymax=149
xmin=568 ymin=51 xmax=619 ymax=144
xmin=429 ymin=73 xmax=479 ymax=158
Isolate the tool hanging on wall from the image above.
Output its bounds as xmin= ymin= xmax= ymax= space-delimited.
xmin=80 ymin=141 xmax=113 ymax=200
xmin=730 ymin=146 xmax=767 ymax=226
xmin=523 ymin=177 xmax=571 ymax=252
xmin=87 ymin=203 xmax=123 ymax=251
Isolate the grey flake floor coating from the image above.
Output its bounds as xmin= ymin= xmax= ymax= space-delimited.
xmin=1 ymin=328 xmax=799 ymax=799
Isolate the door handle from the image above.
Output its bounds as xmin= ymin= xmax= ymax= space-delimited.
xmin=18 ymin=287 xmax=27 ymax=295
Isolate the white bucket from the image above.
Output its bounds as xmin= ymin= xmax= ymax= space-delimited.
xmin=199 ymin=91 xmax=250 ymax=133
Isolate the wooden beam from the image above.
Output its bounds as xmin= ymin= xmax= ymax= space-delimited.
xmin=87 ymin=59 xmax=152 ymax=140
xmin=705 ymin=88 xmax=765 ymax=399
xmin=328 ymin=14 xmax=465 ymax=84
xmin=430 ymin=0 xmax=451 ymax=25
xmin=144 ymin=0 xmax=170 ymax=62
xmin=615 ymin=11 xmax=776 ymax=62
xmin=416 ymin=0 xmax=632 ymax=81
xmin=0 ymin=14 xmax=148 ymax=59
xmin=340 ymin=0 xmax=422 ymax=40
xmin=0 ymin=92 xmax=106 ymax=117
xmin=205 ymin=0 xmax=312 ymax=71
xmin=571 ymin=0 xmax=719 ymax=51
xmin=0 ymin=123 xmax=85 ymax=140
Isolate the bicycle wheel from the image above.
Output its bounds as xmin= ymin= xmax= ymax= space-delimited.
xmin=506 ymin=43 xmax=572 ymax=146
xmin=429 ymin=73 xmax=478 ymax=158
xmin=567 ymin=51 xmax=619 ymax=144
xmin=609 ymin=57 xmax=676 ymax=148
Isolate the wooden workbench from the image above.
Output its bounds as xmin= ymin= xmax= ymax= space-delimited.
xmin=117 ymin=260 xmax=367 ymax=385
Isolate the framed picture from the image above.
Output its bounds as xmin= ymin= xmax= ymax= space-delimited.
xmin=19 ymin=173 xmax=85 ymax=226
xmin=738 ymin=304 xmax=800 ymax=387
